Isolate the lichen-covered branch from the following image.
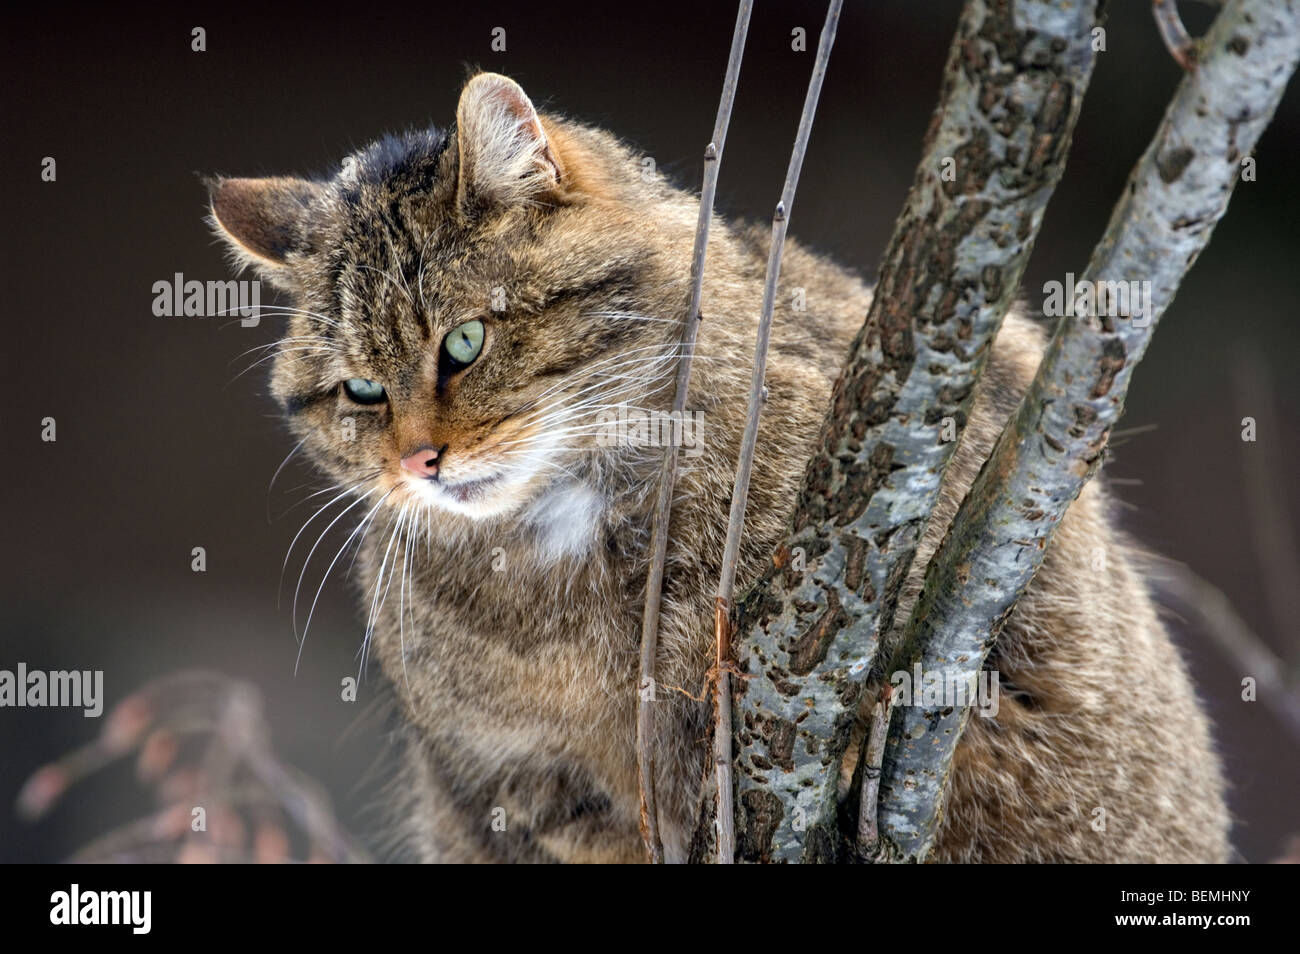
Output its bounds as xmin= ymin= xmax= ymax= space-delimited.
xmin=876 ymin=0 xmax=1300 ymax=863
xmin=704 ymin=0 xmax=1104 ymax=863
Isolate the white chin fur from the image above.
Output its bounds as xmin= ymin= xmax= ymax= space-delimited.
xmin=406 ymin=473 xmax=526 ymax=520
xmin=419 ymin=476 xmax=605 ymax=561
xmin=403 ymin=438 xmax=605 ymax=557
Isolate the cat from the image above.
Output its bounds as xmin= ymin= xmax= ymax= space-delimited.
xmin=207 ymin=72 xmax=1229 ymax=863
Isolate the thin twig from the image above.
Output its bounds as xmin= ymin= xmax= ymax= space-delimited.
xmin=876 ymin=0 xmax=1300 ymax=863
xmin=1156 ymin=563 xmax=1300 ymax=744
xmin=636 ymin=0 xmax=752 ymax=864
xmin=1230 ymin=346 xmax=1300 ymax=673
xmin=710 ymin=596 xmax=736 ymax=863
xmin=710 ymin=0 xmax=843 ymax=866
xmin=17 ymin=671 xmax=368 ymax=863
xmin=854 ymin=685 xmax=893 ymax=860
xmin=1154 ymin=0 xmax=1199 ymax=71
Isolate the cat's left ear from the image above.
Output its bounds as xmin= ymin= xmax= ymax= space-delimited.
xmin=206 ymin=176 xmax=323 ymax=285
xmin=455 ymin=73 xmax=564 ymax=213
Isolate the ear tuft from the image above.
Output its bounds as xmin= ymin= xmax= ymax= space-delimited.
xmin=456 ymin=73 xmax=563 ymax=212
xmin=207 ymin=176 xmax=322 ymax=271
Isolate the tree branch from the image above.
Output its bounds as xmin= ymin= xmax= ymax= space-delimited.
xmin=1154 ymin=0 xmax=1199 ymax=71
xmin=636 ymin=0 xmax=752 ymax=863
xmin=704 ymin=0 xmax=1104 ymax=863
xmin=875 ymin=0 xmax=1300 ymax=863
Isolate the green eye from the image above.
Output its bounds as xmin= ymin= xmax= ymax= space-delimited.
xmin=342 ymin=378 xmax=386 ymax=405
xmin=443 ymin=319 xmax=485 ymax=368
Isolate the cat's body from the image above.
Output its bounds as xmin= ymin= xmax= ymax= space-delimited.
xmin=209 ymin=73 xmax=1229 ymax=863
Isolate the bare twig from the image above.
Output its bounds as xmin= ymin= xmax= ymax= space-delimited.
xmin=710 ymin=0 xmax=843 ymax=865
xmin=16 ymin=671 xmax=368 ymax=863
xmin=876 ymin=0 xmax=1300 ymax=863
xmin=704 ymin=0 xmax=1103 ymax=864
xmin=1156 ymin=563 xmax=1300 ymax=744
xmin=637 ymin=0 xmax=752 ymax=864
xmin=1154 ymin=0 xmax=1199 ymax=70
xmin=710 ymin=597 xmax=736 ymax=863
xmin=1230 ymin=346 xmax=1300 ymax=672
xmin=854 ymin=685 xmax=893 ymax=860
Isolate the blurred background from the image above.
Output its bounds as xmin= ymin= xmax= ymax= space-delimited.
xmin=2 ymin=0 xmax=1297 ymax=862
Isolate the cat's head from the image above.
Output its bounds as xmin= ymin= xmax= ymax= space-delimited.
xmin=208 ymin=73 xmax=690 ymax=524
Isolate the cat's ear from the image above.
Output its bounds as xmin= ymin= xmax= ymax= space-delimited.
xmin=455 ymin=73 xmax=564 ymax=213
xmin=206 ymin=176 xmax=322 ymax=281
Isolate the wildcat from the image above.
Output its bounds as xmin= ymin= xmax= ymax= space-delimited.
xmin=208 ymin=72 xmax=1229 ymax=862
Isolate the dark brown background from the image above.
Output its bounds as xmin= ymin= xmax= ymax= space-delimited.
xmin=2 ymin=0 xmax=1297 ymax=862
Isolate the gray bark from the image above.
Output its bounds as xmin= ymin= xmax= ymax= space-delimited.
xmin=708 ymin=0 xmax=1104 ymax=863
xmin=875 ymin=0 xmax=1300 ymax=862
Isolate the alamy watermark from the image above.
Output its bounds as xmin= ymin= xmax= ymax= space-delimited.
xmin=50 ymin=884 xmax=150 ymax=934
xmin=1 ymin=663 xmax=103 ymax=717
xmin=890 ymin=663 xmax=1000 ymax=719
xmin=152 ymin=272 xmax=261 ymax=326
xmin=594 ymin=405 xmax=706 ymax=458
xmin=1042 ymin=272 xmax=1152 ymax=328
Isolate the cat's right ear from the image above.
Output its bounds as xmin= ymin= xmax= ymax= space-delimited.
xmin=455 ymin=73 xmax=564 ymax=215
xmin=205 ymin=176 xmax=322 ymax=284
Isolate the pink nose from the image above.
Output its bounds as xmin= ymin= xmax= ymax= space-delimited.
xmin=401 ymin=445 xmax=442 ymax=479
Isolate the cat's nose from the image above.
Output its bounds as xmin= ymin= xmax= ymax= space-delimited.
xmin=401 ymin=444 xmax=443 ymax=479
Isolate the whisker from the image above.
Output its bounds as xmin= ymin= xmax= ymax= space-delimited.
xmin=584 ymin=310 xmax=681 ymax=324
xmin=210 ymin=303 xmax=344 ymax=328
xmin=280 ymin=485 xmax=361 ymax=601
xmin=416 ymin=232 xmax=438 ymax=313
xmin=356 ymin=264 xmax=415 ymax=307
xmin=266 ymin=440 xmax=305 ymax=523
xmin=398 ymin=507 xmax=417 ymax=698
xmin=295 ymin=487 xmax=395 ymax=676
xmin=228 ymin=346 xmax=338 ymax=385
xmin=232 ymin=336 xmax=342 ymax=364
xmin=292 ymin=489 xmax=380 ymax=638
xmin=359 ymin=504 xmax=409 ymax=681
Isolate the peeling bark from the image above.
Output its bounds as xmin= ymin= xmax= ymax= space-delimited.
xmin=875 ymin=0 xmax=1300 ymax=863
